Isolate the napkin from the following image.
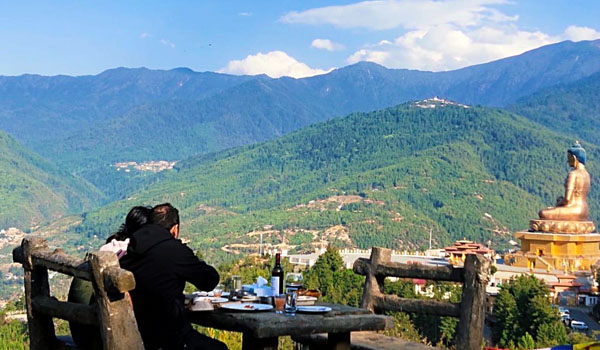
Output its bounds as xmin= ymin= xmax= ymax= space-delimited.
xmin=99 ymin=238 xmax=130 ymax=259
xmin=241 ymin=276 xmax=272 ymax=296
xmin=257 ymin=276 xmax=268 ymax=287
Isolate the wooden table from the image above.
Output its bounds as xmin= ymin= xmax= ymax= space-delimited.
xmin=188 ymin=303 xmax=393 ymax=350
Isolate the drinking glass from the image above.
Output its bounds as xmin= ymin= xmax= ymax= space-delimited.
xmin=232 ymin=275 xmax=242 ymax=292
xmin=285 ymin=272 xmax=303 ymax=292
xmin=274 ymin=294 xmax=286 ymax=314
xmin=285 ymin=290 xmax=297 ymax=315
xmin=213 ymin=284 xmax=224 ymax=297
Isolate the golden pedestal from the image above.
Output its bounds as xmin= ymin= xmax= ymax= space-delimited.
xmin=530 ymin=219 xmax=595 ymax=234
xmin=506 ymin=230 xmax=600 ymax=271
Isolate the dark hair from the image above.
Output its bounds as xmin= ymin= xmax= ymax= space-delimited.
xmin=107 ymin=206 xmax=152 ymax=243
xmin=151 ymin=203 xmax=180 ymax=231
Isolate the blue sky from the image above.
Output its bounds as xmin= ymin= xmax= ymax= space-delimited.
xmin=1 ymin=0 xmax=599 ymax=77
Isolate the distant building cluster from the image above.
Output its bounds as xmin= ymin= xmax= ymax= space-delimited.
xmin=287 ymin=247 xmax=446 ymax=269
xmin=3 ymin=272 xmax=19 ymax=282
xmin=0 ymin=227 xmax=26 ymax=250
xmin=113 ymin=160 xmax=176 ymax=173
xmin=414 ymin=96 xmax=470 ymax=109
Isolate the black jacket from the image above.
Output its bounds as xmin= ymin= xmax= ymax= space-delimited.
xmin=120 ymin=224 xmax=219 ymax=348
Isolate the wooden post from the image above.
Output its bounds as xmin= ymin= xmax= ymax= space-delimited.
xmin=88 ymin=251 xmax=144 ymax=350
xmin=327 ymin=332 xmax=351 ymax=350
xmin=242 ymin=333 xmax=278 ymax=350
xmin=456 ymin=254 xmax=490 ymax=350
xmin=359 ymin=247 xmax=391 ymax=312
xmin=22 ymin=236 xmax=57 ymax=350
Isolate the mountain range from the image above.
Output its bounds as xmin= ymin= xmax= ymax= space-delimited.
xmin=1 ymin=39 xmax=599 ymax=241
xmin=509 ymin=71 xmax=600 ymax=145
xmin=58 ymin=99 xmax=599 ymax=263
xmin=0 ymin=40 xmax=599 ymax=199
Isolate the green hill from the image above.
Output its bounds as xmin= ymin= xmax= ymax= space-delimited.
xmin=59 ymin=100 xmax=598 ymax=259
xmin=509 ymin=71 xmax=600 ymax=146
xmin=2 ymin=40 xmax=600 ymax=201
xmin=0 ymin=130 xmax=103 ymax=229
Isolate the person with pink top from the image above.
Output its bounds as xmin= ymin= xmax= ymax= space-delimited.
xmin=68 ymin=205 xmax=152 ymax=349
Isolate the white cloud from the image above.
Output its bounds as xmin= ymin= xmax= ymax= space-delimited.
xmin=219 ymin=51 xmax=332 ymax=78
xmin=347 ymin=49 xmax=390 ymax=65
xmin=311 ymin=39 xmax=345 ymax=51
xmin=140 ymin=32 xmax=150 ymax=39
xmin=564 ymin=25 xmax=600 ymax=41
xmin=344 ymin=24 xmax=600 ymax=71
xmin=284 ymin=1 xmax=599 ymax=71
xmin=281 ymin=0 xmax=515 ymax=31
xmin=160 ymin=39 xmax=176 ymax=48
xmin=346 ymin=25 xmax=559 ymax=71
xmin=239 ymin=12 xmax=253 ymax=16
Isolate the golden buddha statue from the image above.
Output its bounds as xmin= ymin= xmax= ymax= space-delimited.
xmin=531 ymin=141 xmax=595 ymax=233
xmin=539 ymin=141 xmax=590 ymax=220
xmin=506 ymin=141 xmax=600 ymax=271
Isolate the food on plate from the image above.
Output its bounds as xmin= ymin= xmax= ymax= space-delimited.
xmin=298 ymin=289 xmax=320 ymax=298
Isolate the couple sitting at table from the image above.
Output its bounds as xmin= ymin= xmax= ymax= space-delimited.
xmin=104 ymin=203 xmax=228 ymax=350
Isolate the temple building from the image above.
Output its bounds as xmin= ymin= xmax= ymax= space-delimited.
xmin=444 ymin=239 xmax=494 ymax=266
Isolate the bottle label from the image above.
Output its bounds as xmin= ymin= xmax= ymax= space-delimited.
xmin=271 ymin=276 xmax=280 ymax=295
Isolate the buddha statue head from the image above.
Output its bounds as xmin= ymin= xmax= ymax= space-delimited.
xmin=567 ymin=141 xmax=586 ymax=166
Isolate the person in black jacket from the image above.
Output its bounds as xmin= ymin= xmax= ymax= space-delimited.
xmin=120 ymin=203 xmax=227 ymax=350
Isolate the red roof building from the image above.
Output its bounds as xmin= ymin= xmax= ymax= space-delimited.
xmin=444 ymin=239 xmax=494 ymax=265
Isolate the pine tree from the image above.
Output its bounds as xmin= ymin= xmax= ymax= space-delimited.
xmin=517 ymin=332 xmax=535 ymax=350
xmin=493 ymin=275 xmax=566 ymax=348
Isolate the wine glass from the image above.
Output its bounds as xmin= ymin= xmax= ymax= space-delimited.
xmin=285 ymin=272 xmax=303 ymax=292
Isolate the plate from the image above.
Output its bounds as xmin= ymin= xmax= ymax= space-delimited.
xmin=220 ymin=303 xmax=273 ymax=312
xmin=241 ymin=295 xmax=259 ymax=302
xmin=194 ymin=296 xmax=229 ymax=304
xmin=296 ymin=306 xmax=332 ymax=313
xmin=297 ymin=296 xmax=317 ymax=306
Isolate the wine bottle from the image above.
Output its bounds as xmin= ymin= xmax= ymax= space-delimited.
xmin=271 ymin=253 xmax=284 ymax=296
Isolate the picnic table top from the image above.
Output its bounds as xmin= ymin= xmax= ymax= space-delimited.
xmin=188 ymin=302 xmax=393 ymax=339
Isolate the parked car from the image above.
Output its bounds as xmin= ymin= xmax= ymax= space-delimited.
xmin=571 ymin=320 xmax=588 ymax=331
xmin=562 ymin=314 xmax=571 ymax=322
xmin=559 ymin=307 xmax=570 ymax=315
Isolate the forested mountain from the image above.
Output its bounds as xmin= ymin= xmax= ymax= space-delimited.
xmin=509 ymin=71 xmax=600 ymax=146
xmin=1 ymin=40 xmax=599 ymax=201
xmin=0 ymin=68 xmax=254 ymax=146
xmin=59 ymin=100 xmax=598 ymax=262
xmin=0 ymin=130 xmax=103 ymax=229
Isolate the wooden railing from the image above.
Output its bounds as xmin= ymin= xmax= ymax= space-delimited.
xmin=12 ymin=236 xmax=144 ymax=350
xmin=353 ymin=247 xmax=490 ymax=350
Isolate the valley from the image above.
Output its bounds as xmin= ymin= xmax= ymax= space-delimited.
xmin=1 ymin=40 xmax=600 ymax=305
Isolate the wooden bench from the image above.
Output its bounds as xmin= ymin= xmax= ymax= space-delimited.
xmin=12 ymin=236 xmax=144 ymax=350
xmin=292 ymin=330 xmax=434 ymax=350
xmin=293 ymin=247 xmax=490 ymax=350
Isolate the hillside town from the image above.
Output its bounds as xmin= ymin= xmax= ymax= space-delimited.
xmin=112 ymin=160 xmax=176 ymax=173
xmin=0 ymin=227 xmax=26 ymax=250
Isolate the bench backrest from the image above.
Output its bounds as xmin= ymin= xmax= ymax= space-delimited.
xmin=12 ymin=236 xmax=144 ymax=350
xmin=353 ymin=247 xmax=490 ymax=350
